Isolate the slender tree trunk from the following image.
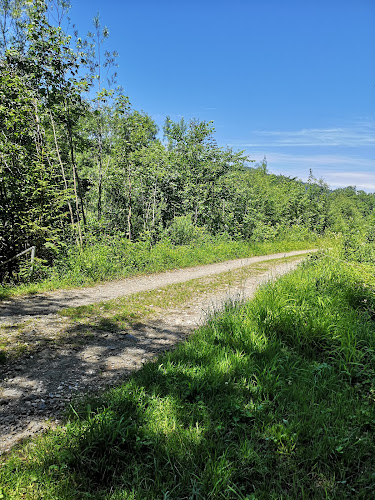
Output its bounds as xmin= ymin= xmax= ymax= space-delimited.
xmin=48 ymin=111 xmax=76 ymax=232
xmin=142 ymin=192 xmax=149 ymax=232
xmin=97 ymin=120 xmax=103 ymax=221
xmin=67 ymin=124 xmax=86 ymax=227
xmin=127 ymin=160 xmax=132 ymax=241
xmin=97 ymin=166 xmax=103 ymax=220
xmin=32 ymin=100 xmax=42 ymax=156
xmin=152 ymin=183 xmax=156 ymax=227
xmin=64 ymin=97 xmax=86 ymax=228
xmin=95 ymin=26 xmax=104 ymax=222
xmin=64 ymin=120 xmax=84 ymax=246
xmin=71 ymin=159 xmax=83 ymax=247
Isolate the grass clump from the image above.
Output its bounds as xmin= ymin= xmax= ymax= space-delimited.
xmin=1 ymin=252 xmax=374 ymax=498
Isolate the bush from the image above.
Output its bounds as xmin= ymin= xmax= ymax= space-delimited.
xmin=279 ymin=224 xmax=311 ymax=242
xmin=250 ymin=221 xmax=280 ymax=242
xmin=162 ymin=215 xmax=209 ymax=245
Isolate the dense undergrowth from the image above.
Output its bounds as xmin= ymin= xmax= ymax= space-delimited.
xmin=0 ymin=231 xmax=327 ymax=299
xmin=1 ymin=241 xmax=374 ymax=499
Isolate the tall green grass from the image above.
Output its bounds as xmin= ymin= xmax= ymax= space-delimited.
xmin=1 ymin=251 xmax=374 ymax=498
xmin=0 ymin=233 xmax=329 ymax=299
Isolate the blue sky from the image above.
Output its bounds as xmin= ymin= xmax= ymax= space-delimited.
xmin=67 ymin=0 xmax=375 ymax=192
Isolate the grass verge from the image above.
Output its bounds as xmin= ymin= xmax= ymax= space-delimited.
xmin=2 ymin=252 xmax=374 ymax=499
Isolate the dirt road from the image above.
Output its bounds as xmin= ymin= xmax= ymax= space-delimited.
xmin=0 ymin=249 xmax=316 ymax=454
xmin=0 ymin=250 xmax=316 ymax=323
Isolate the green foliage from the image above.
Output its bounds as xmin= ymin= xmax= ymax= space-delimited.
xmin=0 ymin=54 xmax=67 ymax=280
xmin=335 ymin=209 xmax=375 ymax=263
xmin=0 ymin=0 xmax=28 ymax=54
xmin=1 ymin=2 xmax=375 ymax=497
xmin=0 ymin=0 xmax=88 ymax=279
xmin=162 ymin=215 xmax=209 ymax=245
xmin=252 ymin=253 xmax=375 ymax=367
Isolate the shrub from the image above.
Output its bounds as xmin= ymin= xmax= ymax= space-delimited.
xmin=162 ymin=215 xmax=209 ymax=245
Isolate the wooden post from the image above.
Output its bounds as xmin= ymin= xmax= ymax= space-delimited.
xmin=30 ymin=246 xmax=36 ymax=273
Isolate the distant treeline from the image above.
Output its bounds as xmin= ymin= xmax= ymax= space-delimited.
xmin=1 ymin=1 xmax=374 ymax=281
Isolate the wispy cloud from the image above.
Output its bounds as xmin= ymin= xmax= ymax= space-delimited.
xmin=324 ymin=172 xmax=375 ymax=191
xmin=251 ymin=152 xmax=375 ymax=170
xmin=234 ymin=122 xmax=375 ymax=148
xmin=248 ymin=152 xmax=375 ymax=192
xmin=229 ymin=121 xmax=375 ymax=191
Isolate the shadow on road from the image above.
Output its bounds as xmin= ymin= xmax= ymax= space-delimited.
xmin=0 ymin=317 xmax=192 ymax=454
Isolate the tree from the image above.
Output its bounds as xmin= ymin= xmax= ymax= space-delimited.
xmin=78 ymin=12 xmax=119 ymax=221
xmin=24 ymin=0 xmax=89 ymax=236
xmin=0 ymin=56 xmax=67 ymax=278
xmin=0 ymin=0 xmax=89 ymax=277
xmin=163 ymin=117 xmax=248 ymax=231
xmin=0 ymin=0 xmax=27 ymax=54
xmin=106 ymin=101 xmax=158 ymax=240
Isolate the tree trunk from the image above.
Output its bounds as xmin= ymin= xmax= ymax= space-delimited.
xmin=67 ymin=125 xmax=86 ymax=228
xmin=48 ymin=111 xmax=76 ymax=233
xmin=127 ymin=161 xmax=132 ymax=241
xmin=97 ymin=119 xmax=103 ymax=221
